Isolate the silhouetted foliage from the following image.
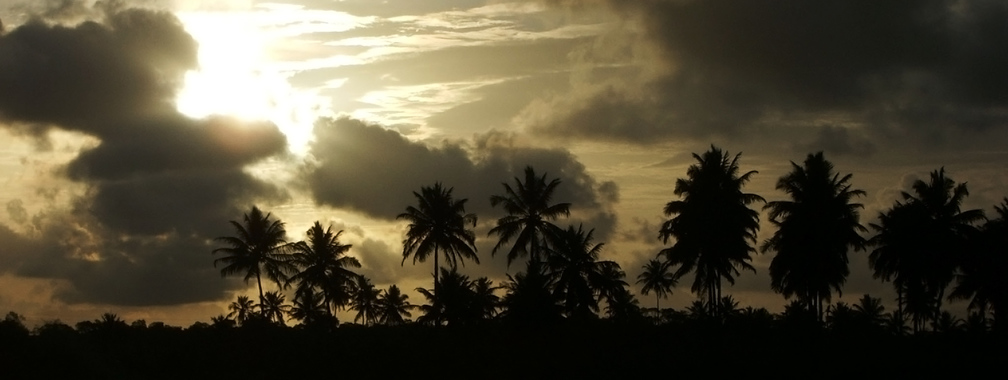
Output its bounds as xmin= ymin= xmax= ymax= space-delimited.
xmin=950 ymin=197 xmax=1008 ymax=333
xmin=259 ymin=291 xmax=291 ymax=325
xmin=500 ymin=262 xmax=563 ymax=326
xmin=659 ymin=146 xmax=764 ymax=318
xmin=287 ymin=221 xmax=360 ymax=317
xmin=213 ymin=206 xmax=295 ymax=315
xmin=399 ymin=182 xmax=479 ymax=326
xmin=488 ymin=166 xmax=571 ymax=267
xmin=377 ymin=284 xmax=414 ymax=326
xmin=762 ymin=152 xmax=867 ymax=322
xmin=351 ymin=276 xmax=381 ymax=326
xmin=228 ymin=295 xmax=256 ymax=326
xmin=637 ymin=258 xmax=676 ymax=317
xmin=547 ymin=224 xmax=621 ymax=320
xmin=870 ymin=168 xmax=984 ymax=332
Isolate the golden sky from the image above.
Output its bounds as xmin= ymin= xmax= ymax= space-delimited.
xmin=1 ymin=0 xmax=1006 ymax=326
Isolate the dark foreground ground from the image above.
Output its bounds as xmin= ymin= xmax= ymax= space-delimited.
xmin=2 ymin=323 xmax=1005 ymax=379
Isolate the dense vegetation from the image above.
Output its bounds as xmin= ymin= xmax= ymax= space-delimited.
xmin=2 ymin=147 xmax=1006 ymax=375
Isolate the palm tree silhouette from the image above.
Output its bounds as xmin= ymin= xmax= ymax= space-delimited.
xmin=852 ymin=294 xmax=887 ymax=329
xmin=350 ymin=276 xmax=381 ymax=326
xmin=399 ymin=182 xmax=479 ymax=326
xmin=290 ymin=288 xmax=329 ymax=327
xmin=227 ymin=295 xmax=256 ymax=326
xmin=488 ymin=166 xmax=571 ymax=267
xmin=259 ymin=290 xmax=290 ymax=325
xmin=213 ymin=206 xmax=295 ymax=315
xmin=500 ymin=263 xmax=562 ymax=326
xmin=761 ymin=152 xmax=867 ymax=323
xmin=637 ymin=258 xmax=677 ymax=316
xmin=950 ymin=197 xmax=1007 ymax=332
xmin=870 ymin=168 xmax=983 ymax=331
xmin=470 ymin=277 xmax=501 ymax=322
xmin=659 ymin=146 xmax=764 ymax=318
xmin=377 ymin=285 xmax=414 ymax=326
xmin=547 ymin=224 xmax=620 ymax=320
xmin=287 ymin=222 xmax=361 ymax=318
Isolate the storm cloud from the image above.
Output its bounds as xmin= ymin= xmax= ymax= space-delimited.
xmin=0 ymin=3 xmax=289 ymax=305
xmin=302 ymin=116 xmax=618 ymax=235
xmin=525 ymin=0 xmax=1008 ymax=155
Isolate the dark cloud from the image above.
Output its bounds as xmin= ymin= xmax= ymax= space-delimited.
xmin=0 ymin=3 xmax=289 ymax=306
xmin=302 ymin=117 xmax=616 ymax=227
xmin=528 ymin=0 xmax=1008 ymax=152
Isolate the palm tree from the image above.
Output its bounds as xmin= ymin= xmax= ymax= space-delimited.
xmin=287 ymin=222 xmax=361 ymax=317
xmin=500 ymin=263 xmax=563 ymax=326
xmin=488 ymin=166 xmax=571 ymax=267
xmin=852 ymin=294 xmax=887 ymax=329
xmin=637 ymin=259 xmax=677 ymax=315
xmin=869 ymin=168 xmax=984 ymax=331
xmin=227 ymin=295 xmax=256 ymax=326
xmin=399 ymin=182 xmax=479 ymax=326
xmin=470 ymin=277 xmax=501 ymax=321
xmin=659 ymin=146 xmax=764 ymax=318
xmin=377 ymin=285 xmax=414 ymax=326
xmin=950 ymin=198 xmax=1008 ymax=332
xmin=290 ymin=288 xmax=329 ymax=327
xmin=350 ymin=276 xmax=381 ymax=326
xmin=259 ymin=291 xmax=290 ymax=325
xmin=213 ymin=206 xmax=294 ymax=314
xmin=548 ymin=225 xmax=621 ymax=320
xmin=761 ymin=152 xmax=868 ymax=323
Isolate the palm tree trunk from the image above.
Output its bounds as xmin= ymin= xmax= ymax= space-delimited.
xmin=434 ymin=246 xmax=440 ymax=327
xmin=256 ymin=272 xmax=265 ymax=317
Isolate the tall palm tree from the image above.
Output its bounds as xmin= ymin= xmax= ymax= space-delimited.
xmin=870 ymin=168 xmax=983 ymax=331
xmin=488 ymin=166 xmax=571 ymax=267
xmin=950 ymin=198 xmax=1007 ymax=332
xmin=287 ymin=222 xmax=361 ymax=317
xmin=213 ymin=206 xmax=294 ymax=314
xmin=227 ymin=295 xmax=256 ymax=326
xmin=399 ymin=182 xmax=479 ymax=325
xmin=350 ymin=276 xmax=381 ymax=326
xmin=659 ymin=146 xmax=764 ymax=318
xmin=547 ymin=224 xmax=621 ymax=319
xmin=637 ymin=259 xmax=677 ymax=313
xmin=761 ymin=152 xmax=868 ymax=322
xmin=259 ymin=290 xmax=290 ymax=325
xmin=377 ymin=285 xmax=414 ymax=326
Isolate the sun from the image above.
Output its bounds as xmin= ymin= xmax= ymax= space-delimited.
xmin=175 ymin=9 xmax=321 ymax=154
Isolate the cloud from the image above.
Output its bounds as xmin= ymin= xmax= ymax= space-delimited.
xmin=301 ymin=117 xmax=618 ymax=243
xmin=0 ymin=2 xmax=290 ymax=306
xmin=524 ymin=0 xmax=1008 ymax=153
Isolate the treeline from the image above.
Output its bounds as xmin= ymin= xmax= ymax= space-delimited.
xmin=5 ymin=146 xmax=1007 ymax=337
xmin=206 ymin=146 xmax=1008 ymax=334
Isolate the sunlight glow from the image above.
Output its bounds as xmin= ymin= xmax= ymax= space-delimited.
xmin=175 ymin=9 xmax=327 ymax=154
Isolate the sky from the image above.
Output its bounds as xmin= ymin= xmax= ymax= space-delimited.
xmin=1 ymin=0 xmax=1006 ymax=327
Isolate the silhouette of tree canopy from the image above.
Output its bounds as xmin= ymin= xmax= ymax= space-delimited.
xmin=637 ymin=258 xmax=676 ymax=313
xmin=950 ymin=197 xmax=1008 ymax=332
xmin=488 ymin=166 xmax=571 ymax=267
xmin=351 ymin=276 xmax=381 ymax=326
xmin=762 ymin=152 xmax=868 ymax=323
xmin=399 ymin=182 xmax=478 ymax=326
xmin=547 ymin=225 xmax=621 ymax=320
xmin=870 ymin=168 xmax=984 ymax=332
xmin=259 ymin=291 xmax=291 ymax=325
xmin=287 ymin=222 xmax=361 ymax=317
xmin=377 ymin=284 xmax=414 ymax=326
xmin=415 ymin=268 xmax=498 ymax=326
xmin=659 ymin=145 xmax=764 ymax=318
xmin=290 ymin=288 xmax=329 ymax=327
xmin=500 ymin=262 xmax=562 ymax=326
xmin=227 ymin=295 xmax=256 ymax=326
xmin=213 ymin=206 xmax=295 ymax=315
